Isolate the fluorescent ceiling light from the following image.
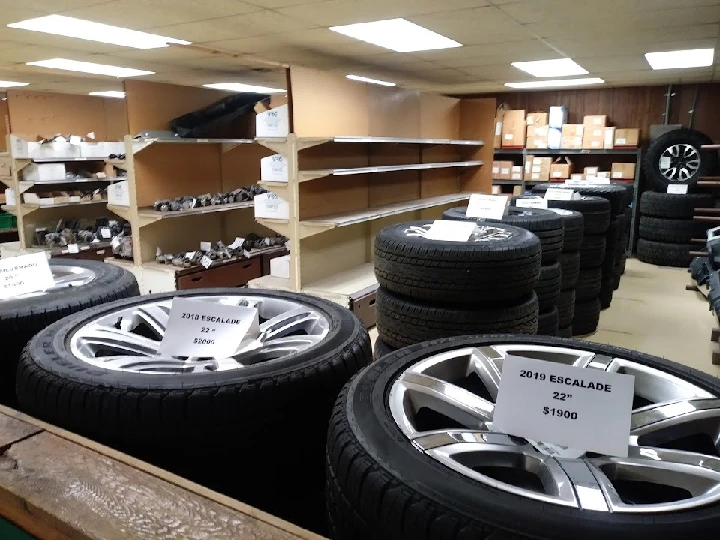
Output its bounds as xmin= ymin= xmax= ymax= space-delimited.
xmin=505 ymin=78 xmax=605 ymax=89
xmin=512 ymin=58 xmax=588 ymax=78
xmin=89 ymin=91 xmax=125 ymax=98
xmin=203 ymin=83 xmax=285 ymax=94
xmin=329 ymin=18 xmax=461 ymax=52
xmin=8 ymin=15 xmax=190 ymax=49
xmin=26 ymin=58 xmax=154 ymax=78
xmin=346 ymin=74 xmax=395 ymax=87
xmin=0 ymin=80 xmax=29 ymax=88
xmin=645 ymin=48 xmax=714 ymax=70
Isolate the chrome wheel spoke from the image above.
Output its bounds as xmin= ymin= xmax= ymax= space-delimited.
xmin=133 ymin=304 xmax=170 ymax=339
xmin=53 ymin=267 xmax=96 ymax=287
xmin=79 ymin=326 xmax=162 ymax=356
xmin=631 ymin=398 xmax=720 ymax=449
xmin=259 ymin=307 xmax=325 ymax=340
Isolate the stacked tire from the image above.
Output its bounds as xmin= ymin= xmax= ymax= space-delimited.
xmin=373 ymin=220 xmax=542 ymax=356
xmin=442 ymin=207 xmax=564 ymax=336
xmin=637 ymin=191 xmax=713 ymax=268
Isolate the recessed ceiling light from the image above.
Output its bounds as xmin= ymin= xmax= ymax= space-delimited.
xmin=329 ymin=18 xmax=461 ymax=52
xmin=505 ymin=78 xmax=605 ymax=89
xmin=0 ymin=80 xmax=29 ymax=88
xmin=203 ymin=83 xmax=285 ymax=94
xmin=511 ymin=58 xmax=588 ymax=78
xmin=8 ymin=15 xmax=190 ymax=50
xmin=26 ymin=58 xmax=154 ymax=78
xmin=89 ymin=91 xmax=125 ymax=98
xmin=645 ymin=48 xmax=714 ymax=70
xmin=346 ymin=74 xmax=395 ymax=87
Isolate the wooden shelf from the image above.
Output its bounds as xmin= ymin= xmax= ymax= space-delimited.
xmin=492 ymin=179 xmax=523 ymax=185
xmin=18 ymin=177 xmax=113 ymax=193
xmin=298 ymin=160 xmax=483 ymax=182
xmin=136 ymin=201 xmax=254 ymax=226
xmin=258 ymin=136 xmax=484 ymax=151
xmin=132 ymin=137 xmax=256 ymax=155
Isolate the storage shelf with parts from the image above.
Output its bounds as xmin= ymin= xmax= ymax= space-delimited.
xmin=247 ymin=65 xmax=496 ymax=312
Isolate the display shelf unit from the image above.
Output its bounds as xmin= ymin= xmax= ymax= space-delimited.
xmin=248 ymin=66 xmax=495 ymax=309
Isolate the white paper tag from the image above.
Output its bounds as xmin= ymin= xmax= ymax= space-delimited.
xmin=0 ymin=252 xmax=55 ymax=300
xmin=159 ymin=298 xmax=260 ymax=358
xmin=69 ymin=135 xmax=82 ymax=145
xmin=424 ymin=220 xmax=476 ymax=242
xmin=616 ymin=138 xmax=626 ymax=145
xmin=185 ymin=251 xmax=197 ymax=259
xmin=201 ymin=255 xmax=213 ymax=269
xmin=504 ymin=134 xmax=513 ymax=140
xmin=612 ymin=172 xmax=622 ymax=178
xmin=67 ymin=244 xmax=79 ymax=254
xmin=229 ymin=237 xmax=245 ymax=250
xmin=111 ymin=237 xmax=121 ymax=249
xmin=545 ymin=188 xmax=574 ymax=200
xmin=586 ymin=178 xmax=611 ymax=185
xmin=667 ymin=184 xmax=689 ymax=194
xmin=516 ymin=198 xmax=548 ymax=209
xmin=466 ymin=194 xmax=508 ymax=219
xmin=493 ymin=355 xmax=635 ymax=457
xmin=660 ymin=157 xmax=671 ymax=169
xmin=564 ymin=180 xmax=586 ymax=187
xmin=100 ymin=227 xmax=112 ymax=239
xmin=200 ymin=241 xmax=212 ymax=252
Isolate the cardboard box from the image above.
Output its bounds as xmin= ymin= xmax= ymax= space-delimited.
xmin=597 ymin=171 xmax=611 ymax=179
xmin=260 ymin=154 xmax=289 ymax=183
xmin=108 ymin=180 xmax=130 ymax=206
xmin=492 ymin=160 xmax=514 ymax=179
xmin=512 ymin=185 xmax=523 ymax=196
xmin=11 ymin=138 xmax=82 ymax=160
xmin=270 ymin=254 xmax=290 ymax=279
xmin=550 ymin=157 xmax=573 ymax=180
xmin=24 ymin=191 xmax=70 ymax=206
xmin=5 ymin=188 xmax=15 ymax=206
xmin=255 ymin=104 xmax=289 ymax=138
xmin=501 ymin=109 xmax=526 ymax=147
xmin=528 ymin=157 xmax=553 ymax=182
xmin=582 ymin=127 xmax=605 ymax=149
xmin=254 ymin=192 xmax=290 ymax=220
xmin=570 ymin=173 xmax=585 ymax=181
xmin=548 ymin=127 xmax=562 ymax=150
xmin=494 ymin=105 xmax=509 ymax=148
xmin=0 ymin=157 xmax=11 ymax=178
xmin=491 ymin=185 xmax=502 ymax=195
xmin=561 ymin=125 xmax=584 ymax=149
xmin=611 ymin=163 xmax=636 ymax=179
xmin=526 ymin=125 xmax=548 ymax=149
xmin=23 ymin=163 xmax=66 ymax=183
xmin=549 ymin=106 xmax=567 ymax=128
xmin=526 ymin=112 xmax=548 ymax=126
xmin=525 ymin=154 xmax=534 ymax=179
xmin=584 ymin=166 xmax=600 ymax=176
xmin=583 ymin=115 xmax=607 ymax=128
xmin=614 ymin=128 xmax=640 ymax=147
xmin=604 ymin=127 xmax=615 ymax=150
xmin=511 ymin=166 xmax=524 ymax=181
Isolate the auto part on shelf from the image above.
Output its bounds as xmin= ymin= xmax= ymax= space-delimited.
xmin=643 ymin=128 xmax=718 ymax=190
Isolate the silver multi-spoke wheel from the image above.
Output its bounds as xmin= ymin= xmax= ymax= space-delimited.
xmin=8 ymin=264 xmax=96 ymax=301
xmin=389 ymin=343 xmax=720 ymax=513
xmin=70 ymin=294 xmax=330 ymax=374
xmin=659 ymin=143 xmax=700 ymax=182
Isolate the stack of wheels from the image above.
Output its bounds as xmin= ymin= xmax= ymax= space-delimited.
xmin=373 ymin=220 xmax=542 ymax=357
xmin=441 ymin=206 xmax=564 ymax=336
xmin=532 ymin=183 xmax=629 ymax=310
xmin=637 ymin=191 xmax=714 ymax=267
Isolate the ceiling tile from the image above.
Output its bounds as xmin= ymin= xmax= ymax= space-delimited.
xmin=22 ymin=0 xmax=114 ymax=12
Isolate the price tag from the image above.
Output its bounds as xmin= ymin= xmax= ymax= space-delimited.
xmin=200 ymin=241 xmax=212 ymax=252
xmin=185 ymin=251 xmax=197 ymax=259
xmin=229 ymin=237 xmax=245 ymax=249
xmin=67 ymin=244 xmax=79 ymax=254
xmin=159 ymin=298 xmax=260 ymax=358
xmin=466 ymin=194 xmax=508 ymax=219
xmin=100 ymin=227 xmax=112 ymax=239
xmin=424 ymin=220 xmax=476 ymax=242
xmin=493 ymin=355 xmax=635 ymax=457
xmin=515 ymin=198 xmax=547 ymax=209
xmin=0 ymin=252 xmax=55 ymax=300
xmin=660 ymin=156 xmax=671 ymax=169
xmin=564 ymin=180 xmax=586 ymax=187
xmin=667 ymin=184 xmax=689 ymax=194
xmin=111 ymin=237 xmax=121 ymax=249
xmin=200 ymin=255 xmax=213 ymax=269
xmin=586 ymin=177 xmax=611 ymax=185
xmin=544 ymin=188 xmax=574 ymax=201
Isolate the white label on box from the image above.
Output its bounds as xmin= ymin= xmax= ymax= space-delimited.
xmin=100 ymin=227 xmax=112 ymax=239
xmin=660 ymin=157 xmax=671 ymax=169
xmin=0 ymin=252 xmax=55 ymax=300
xmin=201 ymin=255 xmax=213 ymax=269
xmin=593 ymin=129 xmax=602 ymax=136
xmin=516 ymin=198 xmax=547 ymax=209
xmin=67 ymin=244 xmax=79 ymax=254
xmin=504 ymin=134 xmax=513 ymax=140
xmin=511 ymin=174 xmax=523 ymax=180
xmin=159 ymin=298 xmax=260 ymax=358
xmin=260 ymin=154 xmax=289 ymax=183
xmin=256 ymin=104 xmax=289 ymax=137
xmin=492 ymin=167 xmax=500 ymax=174
xmin=495 ymin=122 xmax=502 ymax=136
xmin=200 ymin=242 xmax=212 ymax=252
xmin=612 ymin=172 xmax=623 ymax=178
xmin=545 ymin=188 xmax=574 ymax=200
xmin=254 ymin=192 xmax=290 ymax=220
xmin=616 ymin=138 xmax=626 ymax=145
xmin=587 ymin=178 xmax=611 ymax=185
xmin=229 ymin=237 xmax=245 ymax=249
xmin=185 ymin=251 xmax=196 ymax=259
xmin=593 ymin=118 xmax=603 ymax=125
xmin=667 ymin=184 xmax=689 ymax=194
xmin=424 ymin=220 xmax=477 ymax=242
xmin=575 ymin=137 xmax=582 ymax=145
xmin=466 ymin=194 xmax=508 ymax=220
xmin=534 ymin=139 xmax=543 ymax=146
xmin=552 ymin=171 xmax=562 ymax=177
xmin=591 ymin=141 xmax=601 ymax=147
xmin=500 ymin=168 xmax=510 ymax=175
xmin=532 ymin=166 xmax=541 ymax=173
xmin=493 ymin=354 xmax=635 ymax=457
xmin=531 ymin=173 xmax=541 ymax=180
xmin=69 ymin=135 xmax=82 ymax=145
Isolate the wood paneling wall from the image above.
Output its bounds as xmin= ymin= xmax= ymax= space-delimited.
xmin=477 ymin=83 xmax=720 ymax=144
xmin=0 ymin=99 xmax=8 ymax=151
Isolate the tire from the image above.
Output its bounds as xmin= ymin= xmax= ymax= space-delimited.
xmin=639 ymin=191 xmax=715 ymax=219
xmin=17 ymin=288 xmax=371 ymax=529
xmin=536 ymin=262 xmax=561 ymax=311
xmin=605 ymin=217 xmax=622 ymax=243
xmin=532 ymin=184 xmax=627 ymax=216
xmin=643 ymin=128 xmax=718 ymax=190
xmin=637 ymin=238 xmax=694 ymax=268
xmin=373 ymin=337 xmax=395 ymax=360
xmin=557 ymin=325 xmax=572 ymax=338
xmin=442 ymin=207 xmax=563 ymax=264
xmin=572 ymin=297 xmax=601 ymax=335
xmin=600 ymin=278 xmax=614 ymax=309
xmin=576 ymin=267 xmax=602 ymax=300
xmin=639 ymin=216 xmax=708 ymax=243
xmin=0 ymin=259 xmax=139 ymax=405
xmin=559 ymin=251 xmax=580 ymax=289
xmin=375 ymin=287 xmax=538 ymax=349
xmin=537 ymin=306 xmax=559 ymax=336
xmin=601 ymin=243 xmax=621 ymax=277
xmin=546 ymin=208 xmax=584 ymax=251
xmin=579 ymin=234 xmax=607 ymax=269
xmin=374 ymin=221 xmax=541 ymax=304
xmin=327 ymin=335 xmax=720 ymax=540
xmin=547 ymin=197 xmax=611 ymax=235
xmin=613 ymin=272 xmax=622 ymax=290
xmin=556 ymin=289 xmax=576 ymax=327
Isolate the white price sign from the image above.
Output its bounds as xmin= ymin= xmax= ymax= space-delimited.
xmin=159 ymin=298 xmax=259 ymax=358
xmin=544 ymin=188 xmax=574 ymax=201
xmin=564 ymin=180 xmax=586 ymax=187
xmin=229 ymin=237 xmax=245 ymax=249
xmin=667 ymin=184 xmax=689 ymax=194
xmin=466 ymin=194 xmax=508 ymax=219
xmin=100 ymin=227 xmax=112 ymax=239
xmin=200 ymin=255 xmax=213 ymax=269
xmin=67 ymin=244 xmax=80 ymax=254
xmin=586 ymin=177 xmax=610 ymax=185
xmin=660 ymin=157 xmax=671 ymax=169
xmin=0 ymin=252 xmax=55 ymax=300
xmin=493 ymin=355 xmax=635 ymax=457
xmin=515 ymin=198 xmax=547 ymax=209
xmin=424 ymin=220 xmax=476 ymax=242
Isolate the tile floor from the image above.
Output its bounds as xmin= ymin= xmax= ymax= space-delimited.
xmin=369 ymin=258 xmax=720 ymax=379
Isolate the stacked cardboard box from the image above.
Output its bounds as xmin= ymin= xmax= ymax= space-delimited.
xmin=550 ymin=157 xmax=573 ymax=180
xmin=526 ymin=125 xmax=549 ymax=149
xmin=561 ymin=125 xmax=584 ymax=149
xmin=501 ymin=110 xmax=526 ymax=148
xmin=492 ymin=160 xmax=515 ymax=180
xmin=582 ymin=115 xmax=606 ymax=149
xmin=614 ymin=129 xmax=640 ymax=147
xmin=611 ymin=163 xmax=636 ymax=179
xmin=526 ymin=156 xmax=553 ymax=182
